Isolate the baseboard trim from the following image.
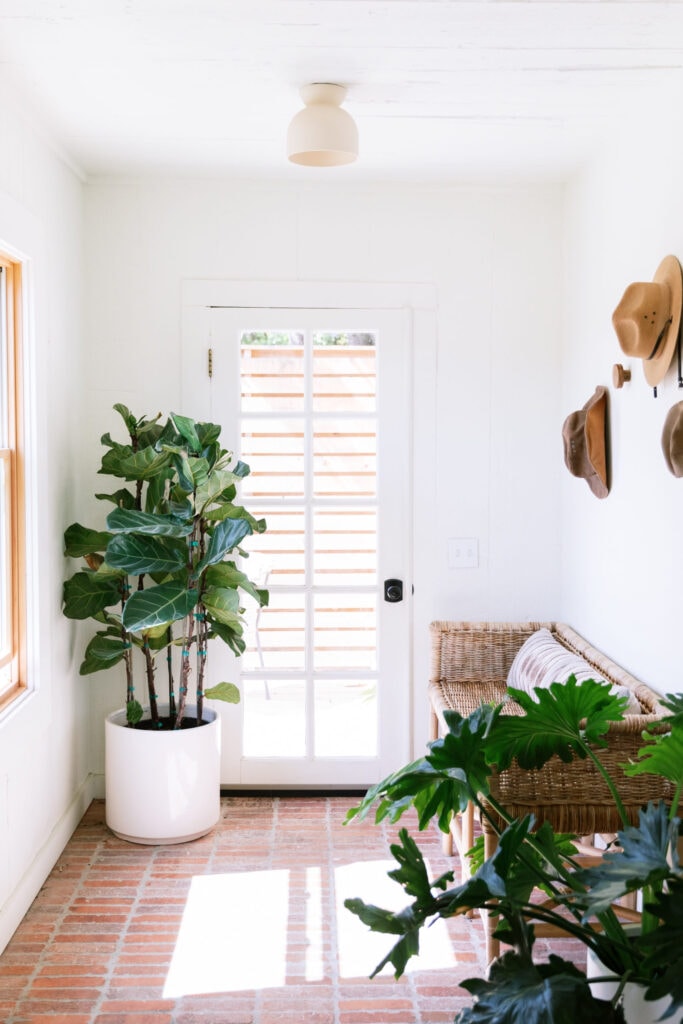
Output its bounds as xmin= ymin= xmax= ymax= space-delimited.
xmin=0 ymin=774 xmax=94 ymax=955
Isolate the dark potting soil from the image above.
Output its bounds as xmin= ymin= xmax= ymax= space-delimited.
xmin=133 ymin=716 xmax=209 ymax=731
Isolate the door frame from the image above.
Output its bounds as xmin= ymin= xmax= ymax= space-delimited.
xmin=181 ymin=279 xmax=438 ymax=784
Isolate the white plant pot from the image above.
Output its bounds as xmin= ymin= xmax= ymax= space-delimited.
xmin=105 ymin=704 xmax=221 ymax=845
xmin=586 ymin=946 xmax=682 ymax=1024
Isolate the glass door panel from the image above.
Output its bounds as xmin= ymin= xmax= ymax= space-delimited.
xmin=183 ymin=304 xmax=411 ymax=788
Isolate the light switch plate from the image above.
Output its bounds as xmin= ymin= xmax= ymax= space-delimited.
xmin=448 ymin=537 xmax=479 ymax=569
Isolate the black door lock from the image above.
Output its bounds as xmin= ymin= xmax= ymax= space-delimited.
xmin=384 ymin=578 xmax=403 ymax=603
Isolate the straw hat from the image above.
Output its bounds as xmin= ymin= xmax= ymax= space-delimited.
xmin=661 ymin=400 xmax=683 ymax=477
xmin=562 ymin=386 xmax=609 ymax=499
xmin=612 ymin=255 xmax=683 ymax=387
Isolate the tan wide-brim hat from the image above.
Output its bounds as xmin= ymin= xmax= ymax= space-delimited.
xmin=661 ymin=400 xmax=683 ymax=477
xmin=562 ymin=386 xmax=609 ymax=499
xmin=612 ymin=254 xmax=683 ymax=387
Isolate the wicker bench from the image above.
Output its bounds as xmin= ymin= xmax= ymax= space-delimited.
xmin=428 ymin=620 xmax=673 ymax=961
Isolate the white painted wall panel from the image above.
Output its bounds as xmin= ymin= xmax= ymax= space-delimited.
xmin=0 ymin=106 xmax=87 ymax=953
xmin=563 ymin=109 xmax=683 ymax=695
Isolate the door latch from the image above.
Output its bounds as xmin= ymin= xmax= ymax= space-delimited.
xmin=383 ymin=578 xmax=403 ymax=603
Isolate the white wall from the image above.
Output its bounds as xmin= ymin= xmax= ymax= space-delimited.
xmin=0 ymin=98 xmax=87 ymax=952
xmin=562 ymin=107 xmax=683 ymax=696
xmin=83 ymin=179 xmax=565 ymax=776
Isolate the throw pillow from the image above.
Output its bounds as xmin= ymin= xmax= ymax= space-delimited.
xmin=507 ymin=628 xmax=641 ymax=714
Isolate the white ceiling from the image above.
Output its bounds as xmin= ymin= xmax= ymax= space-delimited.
xmin=1 ymin=0 xmax=683 ymax=184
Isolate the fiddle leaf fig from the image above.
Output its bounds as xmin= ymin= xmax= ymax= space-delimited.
xmin=80 ymin=631 xmax=128 ymax=675
xmin=63 ymin=405 xmax=267 ymax=732
xmin=106 ymin=533 xmax=186 ymax=575
xmin=202 ymin=586 xmax=241 ymax=627
xmin=204 ymin=682 xmax=240 ymax=704
xmin=100 ymin=443 xmax=172 ymax=481
xmin=122 ymin=581 xmax=198 ymax=631
xmin=126 ymin=699 xmax=144 ymax=725
xmin=197 ymin=516 xmax=252 ymax=570
xmin=169 ymin=411 xmax=202 ymax=452
xmin=64 ymin=522 xmax=112 ymax=557
xmin=63 ymin=571 xmax=122 ymax=619
xmin=107 ymin=507 xmax=192 ymax=538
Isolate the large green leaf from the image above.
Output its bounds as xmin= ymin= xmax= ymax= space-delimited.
xmin=347 ymin=705 xmax=499 ymax=834
xmin=196 ymin=468 xmax=239 ymax=515
xmin=122 ymin=581 xmax=198 ymax=631
xmin=63 ymin=571 xmax=122 ymax=620
xmin=79 ymin=631 xmax=127 ymax=675
xmin=195 ymin=420 xmax=222 ymax=452
xmin=170 ymin=411 xmax=202 ymax=452
xmin=204 ymin=682 xmax=240 ymax=704
xmin=577 ymin=802 xmax=679 ymax=914
xmin=661 ymin=692 xmax=683 ymax=723
xmin=639 ymin=882 xmax=683 ymax=1011
xmin=208 ymin=618 xmax=246 ymax=656
xmin=144 ymin=470 xmax=172 ymax=514
xmin=94 ymin=487 xmax=136 ymax=509
xmin=197 ymin=517 xmax=253 ymax=571
xmin=205 ymin=561 xmax=266 ymax=604
xmin=107 ymin=507 xmax=192 ymax=538
xmin=487 ymin=677 xmax=626 ymax=772
xmin=100 ymin=444 xmax=172 ymax=482
xmin=106 ymin=533 xmax=186 ymax=575
xmin=113 ymin=403 xmax=137 ymax=433
xmin=64 ymin=522 xmax=112 ymax=557
xmin=204 ymin=503 xmax=267 ymax=537
xmin=624 ymin=720 xmax=683 ymax=792
xmin=456 ymin=951 xmax=623 ymax=1024
xmin=202 ymin=586 xmax=241 ymax=626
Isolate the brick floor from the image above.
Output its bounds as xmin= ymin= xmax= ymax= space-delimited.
xmin=0 ymin=796 xmax=583 ymax=1023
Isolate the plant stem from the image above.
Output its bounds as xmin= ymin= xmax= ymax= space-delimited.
xmin=143 ymin=638 xmax=159 ymax=724
xmin=582 ymin=744 xmax=630 ymax=828
xmin=167 ymin=625 xmax=176 ymax=717
xmin=120 ymin=578 xmax=135 ymax=722
xmin=175 ymin=611 xmax=195 ymax=729
xmin=196 ymin=611 xmax=207 ymax=724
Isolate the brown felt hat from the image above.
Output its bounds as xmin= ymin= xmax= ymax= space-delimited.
xmin=562 ymin=386 xmax=609 ymax=499
xmin=612 ymin=254 xmax=683 ymax=387
xmin=661 ymin=401 xmax=683 ymax=477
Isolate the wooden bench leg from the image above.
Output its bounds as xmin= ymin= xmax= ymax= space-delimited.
xmin=483 ymin=829 xmax=500 ymax=963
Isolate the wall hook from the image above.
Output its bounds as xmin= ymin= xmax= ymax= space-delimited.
xmin=612 ymin=363 xmax=631 ymax=389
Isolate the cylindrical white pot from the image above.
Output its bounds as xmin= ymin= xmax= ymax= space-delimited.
xmin=586 ymin=947 xmax=682 ymax=1024
xmin=105 ymin=705 xmax=221 ymax=845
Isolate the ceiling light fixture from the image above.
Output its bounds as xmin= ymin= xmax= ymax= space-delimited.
xmin=287 ymin=83 xmax=358 ymax=167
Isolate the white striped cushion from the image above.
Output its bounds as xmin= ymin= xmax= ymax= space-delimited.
xmin=506 ymin=628 xmax=641 ymax=714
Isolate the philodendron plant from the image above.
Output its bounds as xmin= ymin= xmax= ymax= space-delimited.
xmin=345 ymin=680 xmax=683 ymax=1024
xmin=63 ymin=404 xmax=268 ymax=729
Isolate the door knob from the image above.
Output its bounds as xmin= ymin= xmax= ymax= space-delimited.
xmin=384 ymin=578 xmax=403 ymax=603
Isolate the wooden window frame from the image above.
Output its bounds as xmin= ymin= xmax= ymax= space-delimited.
xmin=0 ymin=255 xmax=26 ymax=711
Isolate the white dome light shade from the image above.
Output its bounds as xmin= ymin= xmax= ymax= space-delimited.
xmin=287 ymin=83 xmax=358 ymax=166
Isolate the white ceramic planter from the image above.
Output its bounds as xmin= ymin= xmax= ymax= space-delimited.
xmin=105 ymin=704 xmax=221 ymax=845
xmin=586 ymin=947 xmax=682 ymax=1024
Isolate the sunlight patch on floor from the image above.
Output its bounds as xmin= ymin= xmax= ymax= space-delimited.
xmin=163 ymin=870 xmax=290 ymax=997
xmin=335 ymin=858 xmax=456 ymax=978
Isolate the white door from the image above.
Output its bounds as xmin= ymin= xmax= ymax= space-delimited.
xmin=182 ymin=301 xmax=411 ymax=788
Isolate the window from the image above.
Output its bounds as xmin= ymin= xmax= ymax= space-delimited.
xmin=0 ymin=255 xmax=25 ymax=708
